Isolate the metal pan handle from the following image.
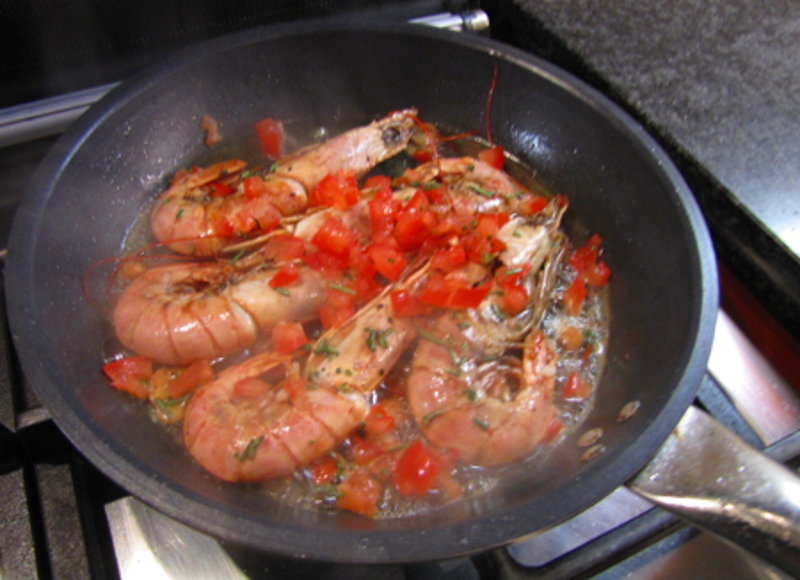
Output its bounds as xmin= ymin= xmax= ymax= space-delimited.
xmin=628 ymin=405 xmax=800 ymax=577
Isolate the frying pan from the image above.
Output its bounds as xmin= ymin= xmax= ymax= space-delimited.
xmin=7 ymin=21 xmax=800 ymax=571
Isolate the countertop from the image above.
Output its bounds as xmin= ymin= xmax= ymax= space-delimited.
xmin=483 ymin=0 xmax=800 ymax=341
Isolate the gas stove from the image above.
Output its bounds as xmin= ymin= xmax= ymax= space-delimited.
xmin=1 ymin=2 xmax=799 ymax=578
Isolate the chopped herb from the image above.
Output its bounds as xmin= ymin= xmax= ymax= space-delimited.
xmin=473 ymin=418 xmax=490 ymax=430
xmin=417 ymin=328 xmax=450 ymax=347
xmin=274 ymin=287 xmax=291 ymax=296
xmin=337 ymin=383 xmax=352 ymax=393
xmin=314 ymin=339 xmax=340 ymax=358
xmin=422 ymin=411 xmax=444 ymax=425
xmin=329 ymin=283 xmax=356 ymax=295
xmin=234 ymin=435 xmax=265 ymax=461
xmin=175 ymin=208 xmax=185 ymax=220
xmin=445 ymin=367 xmax=461 ymax=377
xmin=464 ymin=388 xmax=477 ymax=401
xmin=512 ymin=230 xmax=523 ymax=238
xmin=229 ymin=249 xmax=246 ymax=264
xmin=491 ymin=303 xmax=507 ymax=321
xmin=423 ymin=181 xmax=442 ymax=190
xmin=504 ymin=268 xmax=523 ymax=276
xmin=366 ymin=327 xmax=394 ymax=351
xmin=467 ymin=184 xmax=495 ymax=198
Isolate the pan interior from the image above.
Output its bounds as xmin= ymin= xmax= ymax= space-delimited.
xmin=6 ymin=23 xmax=716 ymax=562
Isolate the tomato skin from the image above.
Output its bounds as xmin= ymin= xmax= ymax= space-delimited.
xmin=448 ymin=280 xmax=492 ymax=309
xmin=364 ymin=403 xmax=396 ymax=437
xmin=584 ymin=261 xmax=612 ymax=288
xmin=563 ymin=276 xmax=587 ymax=316
xmin=311 ymin=216 xmax=355 ymax=258
xmin=477 ymin=144 xmax=505 ymax=169
xmin=390 ymin=290 xmax=429 ymax=318
xmin=309 ymin=455 xmax=338 ymax=485
xmin=268 ymin=262 xmax=299 ymax=288
xmin=242 ymin=176 xmax=267 ymax=199
xmin=337 ymin=468 xmax=382 ymax=518
xmin=349 ymin=434 xmax=386 ymax=466
xmin=164 ymin=358 xmax=214 ymax=398
xmin=368 ymin=244 xmax=407 ymax=282
xmin=255 ymin=117 xmax=284 ymax=159
xmin=311 ymin=172 xmax=360 ymax=209
xmin=318 ymin=303 xmax=355 ymax=329
xmin=395 ymin=440 xmax=441 ymax=496
xmin=570 ymin=234 xmax=603 ymax=274
xmin=430 ymin=245 xmax=467 ymax=273
xmin=207 ymin=181 xmax=236 ymax=198
xmin=103 ymin=356 xmax=153 ymax=399
xmin=271 ymin=322 xmax=309 ymax=354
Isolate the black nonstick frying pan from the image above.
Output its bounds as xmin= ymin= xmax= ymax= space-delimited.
xmin=7 ymin=20 xmax=800 ymax=572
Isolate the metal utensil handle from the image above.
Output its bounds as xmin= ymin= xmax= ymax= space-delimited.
xmin=628 ymin=405 xmax=800 ymax=576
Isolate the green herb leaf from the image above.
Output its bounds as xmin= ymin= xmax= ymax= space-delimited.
xmin=235 ymin=435 xmax=265 ymax=461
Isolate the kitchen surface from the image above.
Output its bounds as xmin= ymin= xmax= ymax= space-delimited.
xmin=1 ymin=1 xmax=800 ymax=578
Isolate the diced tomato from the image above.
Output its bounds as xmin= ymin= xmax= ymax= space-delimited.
xmin=231 ymin=197 xmax=281 ymax=234
xmin=393 ymin=209 xmax=429 ymax=252
xmin=311 ymin=172 xmax=360 ymax=209
xmin=364 ymin=403 xmax=396 ymax=437
xmin=310 ymin=455 xmax=339 ymax=485
xmin=519 ymin=194 xmax=548 ymax=215
xmin=430 ymin=245 xmax=467 ymax=273
xmin=477 ymin=145 xmax=505 ymax=170
xmin=337 ymin=468 xmax=382 ymax=518
xmin=242 ymin=176 xmax=267 ymax=199
xmin=563 ymin=276 xmax=587 ymax=316
xmin=349 ymin=433 xmax=386 ymax=466
xmin=318 ymin=303 xmax=355 ymax=329
xmin=462 ymin=212 xmax=509 ymax=264
xmin=362 ymin=175 xmax=392 ymax=194
xmin=448 ymin=280 xmax=492 ymax=309
xmin=368 ymin=244 xmax=406 ymax=282
xmin=269 ymin=262 xmax=299 ymax=288
xmin=367 ymin=188 xmax=400 ymax=242
xmin=207 ymin=181 xmax=236 ymax=198
xmin=394 ymin=439 xmax=441 ymax=496
xmin=164 ymin=358 xmax=214 ymax=398
xmin=584 ymin=260 xmax=612 ymax=288
xmin=102 ymin=356 xmax=153 ymax=399
xmin=272 ymin=321 xmax=309 ymax=354
xmin=390 ymin=290 xmax=428 ymax=318
xmin=501 ymin=284 xmax=529 ymax=316
xmin=326 ymin=283 xmax=357 ymax=309
xmin=311 ymin=216 xmax=355 ymax=257
xmin=563 ymin=371 xmax=593 ymax=401
xmin=570 ymin=234 xmax=603 ymax=274
xmin=303 ymin=250 xmax=347 ymax=277
xmin=418 ymin=276 xmax=453 ymax=309
xmin=255 ymin=117 xmax=284 ymax=159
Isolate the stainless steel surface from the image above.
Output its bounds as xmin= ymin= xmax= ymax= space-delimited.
xmin=629 ymin=406 xmax=800 ymax=578
xmin=707 ymin=310 xmax=800 ymax=444
xmin=106 ymin=498 xmax=247 ymax=579
xmin=507 ymin=487 xmax=654 ymax=567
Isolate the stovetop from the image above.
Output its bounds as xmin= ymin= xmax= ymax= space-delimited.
xmin=2 ymin=2 xmax=800 ymax=578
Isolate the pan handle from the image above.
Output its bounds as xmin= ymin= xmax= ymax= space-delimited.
xmin=628 ymin=405 xmax=800 ymax=577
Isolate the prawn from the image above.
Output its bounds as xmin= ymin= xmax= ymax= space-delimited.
xmin=151 ymin=109 xmax=418 ymax=256
xmin=406 ymin=197 xmax=569 ymax=466
xmin=396 ymin=156 xmax=543 ymax=216
xmin=182 ymin=271 xmax=421 ymax=482
xmin=112 ymin=259 xmax=329 ymax=366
